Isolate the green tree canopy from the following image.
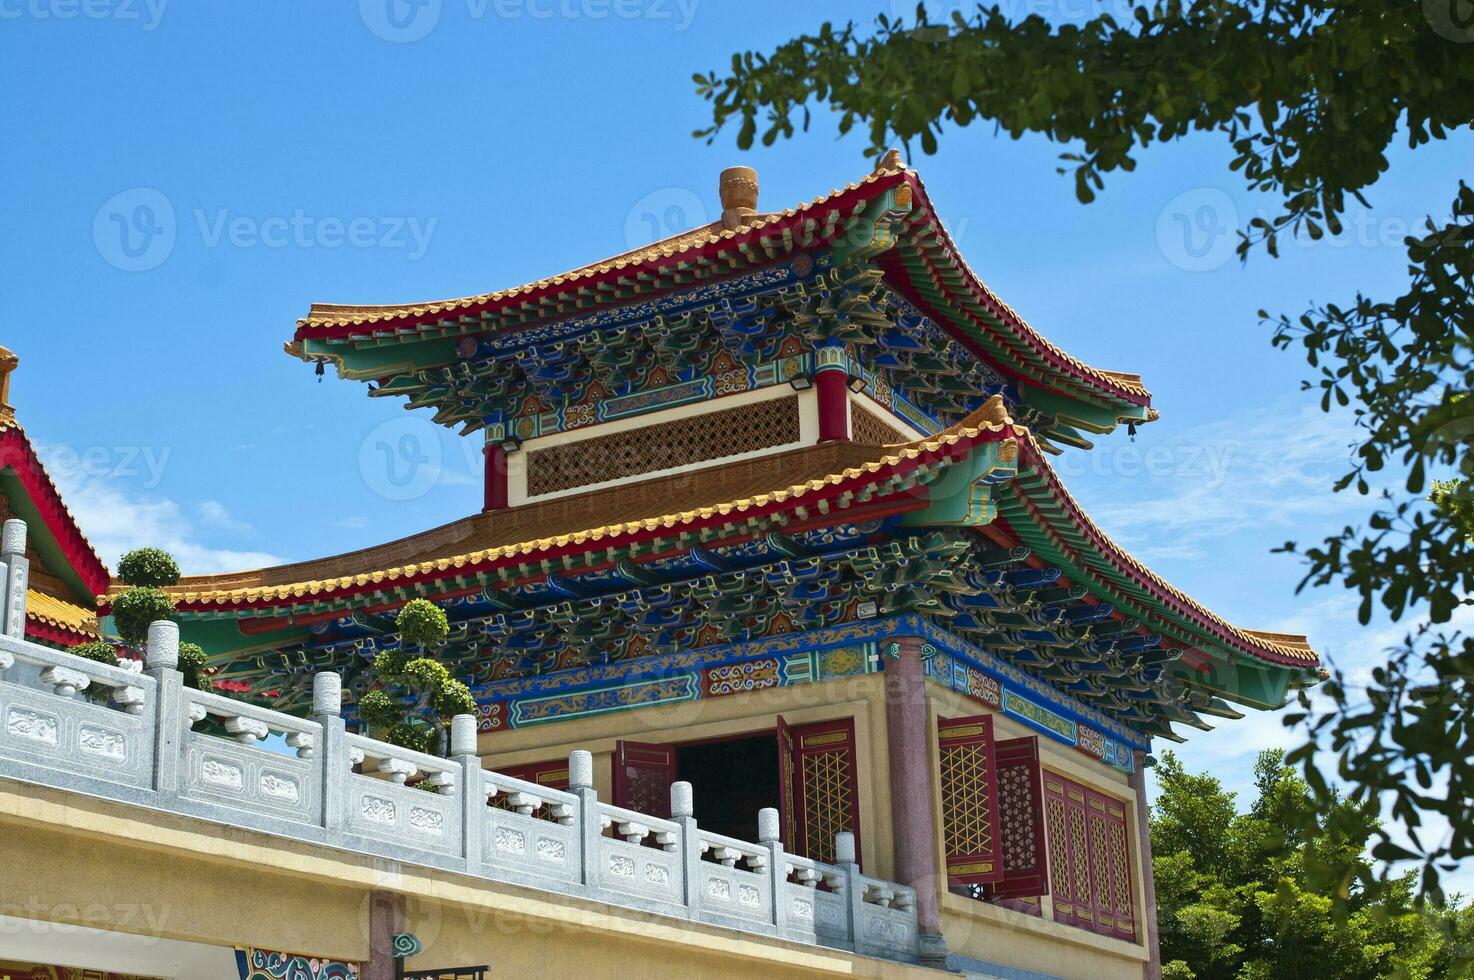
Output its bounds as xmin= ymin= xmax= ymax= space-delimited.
xmin=1152 ymin=750 xmax=1468 ymax=978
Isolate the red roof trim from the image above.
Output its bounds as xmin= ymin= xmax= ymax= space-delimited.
xmin=0 ymin=426 xmax=109 ymax=599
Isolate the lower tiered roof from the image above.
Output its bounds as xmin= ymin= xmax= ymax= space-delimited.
xmin=133 ymin=399 xmax=1318 ymax=741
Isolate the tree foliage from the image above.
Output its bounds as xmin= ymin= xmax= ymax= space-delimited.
xmin=109 ymin=585 xmax=175 ymax=648
xmin=695 ymin=0 xmax=1474 ymax=903
xmin=357 ymin=600 xmax=474 ymax=756
xmin=1152 ymin=750 xmax=1471 ymax=979
xmin=117 ymin=547 xmax=181 ymax=588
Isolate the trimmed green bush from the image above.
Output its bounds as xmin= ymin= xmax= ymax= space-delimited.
xmin=355 ymin=599 xmax=475 ymax=758
xmin=396 ymin=598 xmax=449 ymax=650
xmin=178 ymin=641 xmax=213 ymax=692
xmin=117 ymin=548 xmax=181 ymax=587
xmin=110 ymin=586 xmax=176 ymax=646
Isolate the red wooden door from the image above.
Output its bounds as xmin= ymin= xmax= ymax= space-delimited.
xmin=789 ymin=718 xmax=861 ymax=865
xmin=937 ymin=714 xmax=1004 ymax=885
xmin=613 ymin=740 xmax=677 ymax=818
xmin=991 ymin=735 xmax=1050 ymax=898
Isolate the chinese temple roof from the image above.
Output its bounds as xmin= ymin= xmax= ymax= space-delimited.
xmin=0 ymin=346 xmax=107 ymax=646
xmin=287 ymin=159 xmax=1154 ymax=447
xmin=146 ymin=398 xmax=1316 ymax=735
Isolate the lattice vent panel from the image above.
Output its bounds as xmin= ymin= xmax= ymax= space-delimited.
xmin=850 ymin=405 xmax=909 ymax=445
xmin=526 ymin=396 xmax=802 ymax=496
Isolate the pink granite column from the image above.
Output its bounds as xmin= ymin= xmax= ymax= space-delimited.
xmin=885 ymin=635 xmax=948 ymax=966
xmin=1129 ymin=751 xmax=1162 ymax=980
xmin=364 ymin=890 xmax=402 ymax=980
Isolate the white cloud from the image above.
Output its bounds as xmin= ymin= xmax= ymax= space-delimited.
xmin=1067 ymin=401 xmax=1365 ymax=561
xmin=46 ymin=472 xmax=281 ymax=576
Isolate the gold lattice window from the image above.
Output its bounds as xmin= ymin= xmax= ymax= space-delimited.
xmin=525 ymin=396 xmax=801 ymax=496
xmin=937 ymin=714 xmax=1003 ymax=884
xmin=791 ymin=719 xmax=858 ymax=865
xmin=850 ymin=404 xmax=909 ymax=445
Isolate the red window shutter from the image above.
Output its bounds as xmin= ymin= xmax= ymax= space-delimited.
xmin=789 ymin=718 xmax=861 ymax=865
xmin=1087 ymin=789 xmax=1137 ymax=941
xmin=937 ymin=714 xmax=1004 ymax=885
xmin=990 ymin=736 xmax=1050 ymax=899
xmin=775 ymin=714 xmax=797 ymax=851
xmin=613 ymin=740 xmax=676 ymax=818
xmin=1042 ymin=772 xmax=1091 ymax=929
xmin=498 ymin=758 xmax=571 ymax=790
xmin=1043 ymin=771 xmax=1136 ymax=941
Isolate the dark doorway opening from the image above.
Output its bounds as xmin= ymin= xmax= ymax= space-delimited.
xmin=676 ymin=733 xmax=779 ymax=842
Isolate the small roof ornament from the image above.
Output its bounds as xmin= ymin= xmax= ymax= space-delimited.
xmin=719 ymin=166 xmax=759 ymax=231
xmin=0 ymin=345 xmax=17 ymax=423
xmin=873 ymin=148 xmax=905 ymax=174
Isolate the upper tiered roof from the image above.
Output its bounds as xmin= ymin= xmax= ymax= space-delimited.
xmin=287 ymin=158 xmax=1154 ymax=449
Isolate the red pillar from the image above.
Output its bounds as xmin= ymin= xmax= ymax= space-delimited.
xmin=815 ymin=367 xmax=850 ymax=442
xmin=483 ymin=443 xmax=508 ymax=512
xmin=885 ymin=635 xmax=948 ymax=965
xmin=1130 ymin=752 xmax=1162 ymax=980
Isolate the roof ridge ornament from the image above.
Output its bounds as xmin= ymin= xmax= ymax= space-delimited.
xmin=0 ymin=344 xmax=16 ymax=423
xmin=719 ymin=165 xmax=758 ymax=231
xmin=872 ymin=148 xmax=905 ymax=174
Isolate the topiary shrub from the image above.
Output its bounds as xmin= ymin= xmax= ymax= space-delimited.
xmin=354 ymin=599 xmax=474 ymax=758
xmin=117 ymin=548 xmax=181 ymax=587
xmin=178 ymin=641 xmax=213 ymax=692
xmin=397 ymin=598 xmax=449 ymax=650
xmin=71 ymin=640 xmax=120 ymax=669
xmin=71 ymin=641 xmax=122 ymax=704
xmin=110 ymin=586 xmax=176 ymax=648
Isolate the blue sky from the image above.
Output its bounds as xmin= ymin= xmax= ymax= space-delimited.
xmin=3 ymin=2 xmax=1470 ymax=886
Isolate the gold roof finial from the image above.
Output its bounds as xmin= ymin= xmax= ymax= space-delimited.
xmin=0 ymin=345 xmax=17 ymax=424
xmin=873 ymin=148 xmax=905 ymax=174
xmin=719 ymin=166 xmax=759 ymax=232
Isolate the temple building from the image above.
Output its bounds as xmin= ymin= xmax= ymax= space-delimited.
xmin=113 ymin=159 xmax=1320 ymax=978
xmin=0 ymin=160 xmax=1319 ymax=980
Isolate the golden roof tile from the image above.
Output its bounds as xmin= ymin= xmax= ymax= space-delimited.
xmin=26 ymin=588 xmax=100 ymax=639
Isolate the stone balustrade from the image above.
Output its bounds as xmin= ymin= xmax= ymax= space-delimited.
xmin=0 ymin=520 xmax=919 ymax=965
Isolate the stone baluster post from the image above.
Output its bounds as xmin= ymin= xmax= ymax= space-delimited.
xmin=145 ymin=620 xmax=183 ymax=797
xmin=670 ymin=780 xmax=699 ymax=917
xmin=0 ymin=518 xmax=29 ymax=640
xmin=312 ymin=672 xmax=347 ymax=835
xmin=451 ymin=714 xmax=484 ymax=873
xmin=758 ymin=806 xmax=787 ymax=934
xmin=569 ymin=749 xmax=600 ymax=893
xmin=835 ymin=831 xmax=863 ymax=952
